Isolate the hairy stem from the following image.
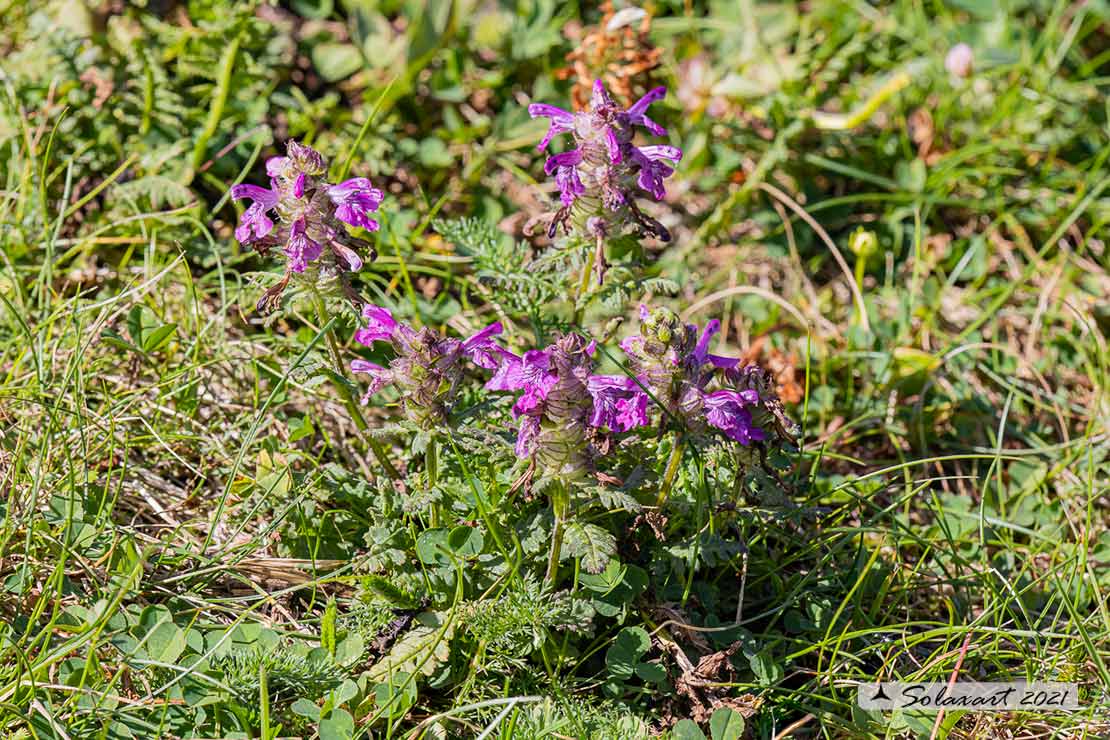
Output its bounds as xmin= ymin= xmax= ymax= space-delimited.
xmin=655 ymin=435 xmax=686 ymax=508
xmin=573 ymin=241 xmax=597 ymax=325
xmin=427 ymin=434 xmax=439 ymax=527
xmin=545 ymin=482 xmax=570 ymax=585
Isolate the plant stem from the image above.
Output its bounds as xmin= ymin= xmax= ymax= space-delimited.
xmin=573 ymin=246 xmax=596 ymax=326
xmin=655 ymin=435 xmax=686 ymax=508
xmin=427 ymin=434 xmax=439 ymax=527
xmin=311 ymin=291 xmax=401 ymax=480
xmin=544 ymin=482 xmax=569 ymax=585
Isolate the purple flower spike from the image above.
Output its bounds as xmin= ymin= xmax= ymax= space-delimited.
xmin=283 ymin=218 xmax=323 ymax=273
xmin=230 ymin=184 xmax=278 ymax=244
xmin=229 ymin=139 xmax=383 ymax=298
xmin=328 ymin=178 xmax=384 ymax=231
xmin=619 ymin=305 xmax=798 ymax=447
xmin=527 ymin=79 xmax=681 ymax=238
xmin=355 ymin=305 xmax=398 ymax=345
xmin=353 ymin=309 xmax=513 ymax=428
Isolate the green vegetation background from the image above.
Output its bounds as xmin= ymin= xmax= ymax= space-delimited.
xmin=0 ymin=0 xmax=1107 ymax=738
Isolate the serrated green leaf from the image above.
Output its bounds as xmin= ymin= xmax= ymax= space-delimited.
xmin=366 ymin=612 xmax=453 ymax=682
xmin=561 ymin=521 xmax=616 ymax=574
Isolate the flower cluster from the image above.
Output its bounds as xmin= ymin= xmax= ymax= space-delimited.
xmin=485 ymin=333 xmax=648 ymax=479
xmin=352 ymin=305 xmax=503 ymax=430
xmin=530 ymin=80 xmax=681 ymax=240
xmin=230 ymin=140 xmax=384 ymax=309
xmin=620 ymin=306 xmax=796 ymax=445
xmin=352 ymin=303 xmax=793 ymax=477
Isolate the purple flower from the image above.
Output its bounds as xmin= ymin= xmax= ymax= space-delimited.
xmin=462 ymin=322 xmax=507 ymax=370
xmin=587 ymin=375 xmax=649 ymax=433
xmin=620 ymin=306 xmax=795 ymax=447
xmin=228 ymin=140 xmax=383 ymax=306
xmin=230 ymin=184 xmax=278 ymax=244
xmin=703 ymin=390 xmax=765 ymax=444
xmin=689 ymin=318 xmax=741 ymax=371
xmin=624 ymin=86 xmax=668 ymax=136
xmin=351 ymin=359 xmax=392 ymax=405
xmin=353 ymin=305 xmax=504 ymax=428
xmin=515 ymin=416 xmax=542 ymax=459
xmin=327 ymin=178 xmax=384 ymax=231
xmin=631 ymin=145 xmax=683 ymax=201
xmin=485 ymin=335 xmax=651 ymax=473
xmin=485 ymin=348 xmax=554 ymax=393
xmin=528 ymin=80 xmax=682 ymax=239
xmin=354 ymin=304 xmax=400 ymax=345
xmin=545 ymin=151 xmax=586 ymax=206
xmin=529 ymin=104 xmax=576 ymax=153
xmin=283 ymin=217 xmax=323 ymax=273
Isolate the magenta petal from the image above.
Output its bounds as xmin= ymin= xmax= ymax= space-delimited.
xmin=355 ymin=305 xmax=397 ymax=345
xmin=284 ymin=218 xmax=323 ymax=272
xmin=351 ymin=360 xmax=392 ymax=403
xmin=528 ymin=103 xmax=574 ymax=123
xmin=512 ymin=385 xmax=547 ymax=419
xmin=638 ymin=145 xmax=683 ymax=163
xmin=692 ymin=319 xmax=721 ymax=364
xmin=462 ymin=322 xmax=505 ymax=370
xmin=708 ymin=354 xmax=740 ymax=370
xmin=605 ymin=128 xmax=622 ymax=163
xmin=231 ymin=184 xmax=278 ymax=206
xmin=485 ymin=351 xmax=525 ymax=391
xmin=626 ymin=86 xmax=666 ymax=117
xmin=327 ymin=178 xmax=384 ymax=230
xmin=265 ymin=156 xmax=288 ymax=178
xmin=544 ymin=149 xmax=583 ymax=175
xmin=230 ymin=184 xmax=278 ymax=244
xmin=555 ymin=166 xmax=585 ymax=206
xmin=331 ymin=242 xmax=363 ymax=271
xmin=703 ymin=390 xmax=764 ymax=444
xmin=615 ymin=393 xmax=649 ymax=431
xmin=587 ymin=374 xmax=649 ymax=432
xmin=638 ymin=116 xmax=666 ymax=136
xmin=515 ymin=416 xmax=541 ymax=458
xmin=590 ymin=79 xmax=614 ymax=110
